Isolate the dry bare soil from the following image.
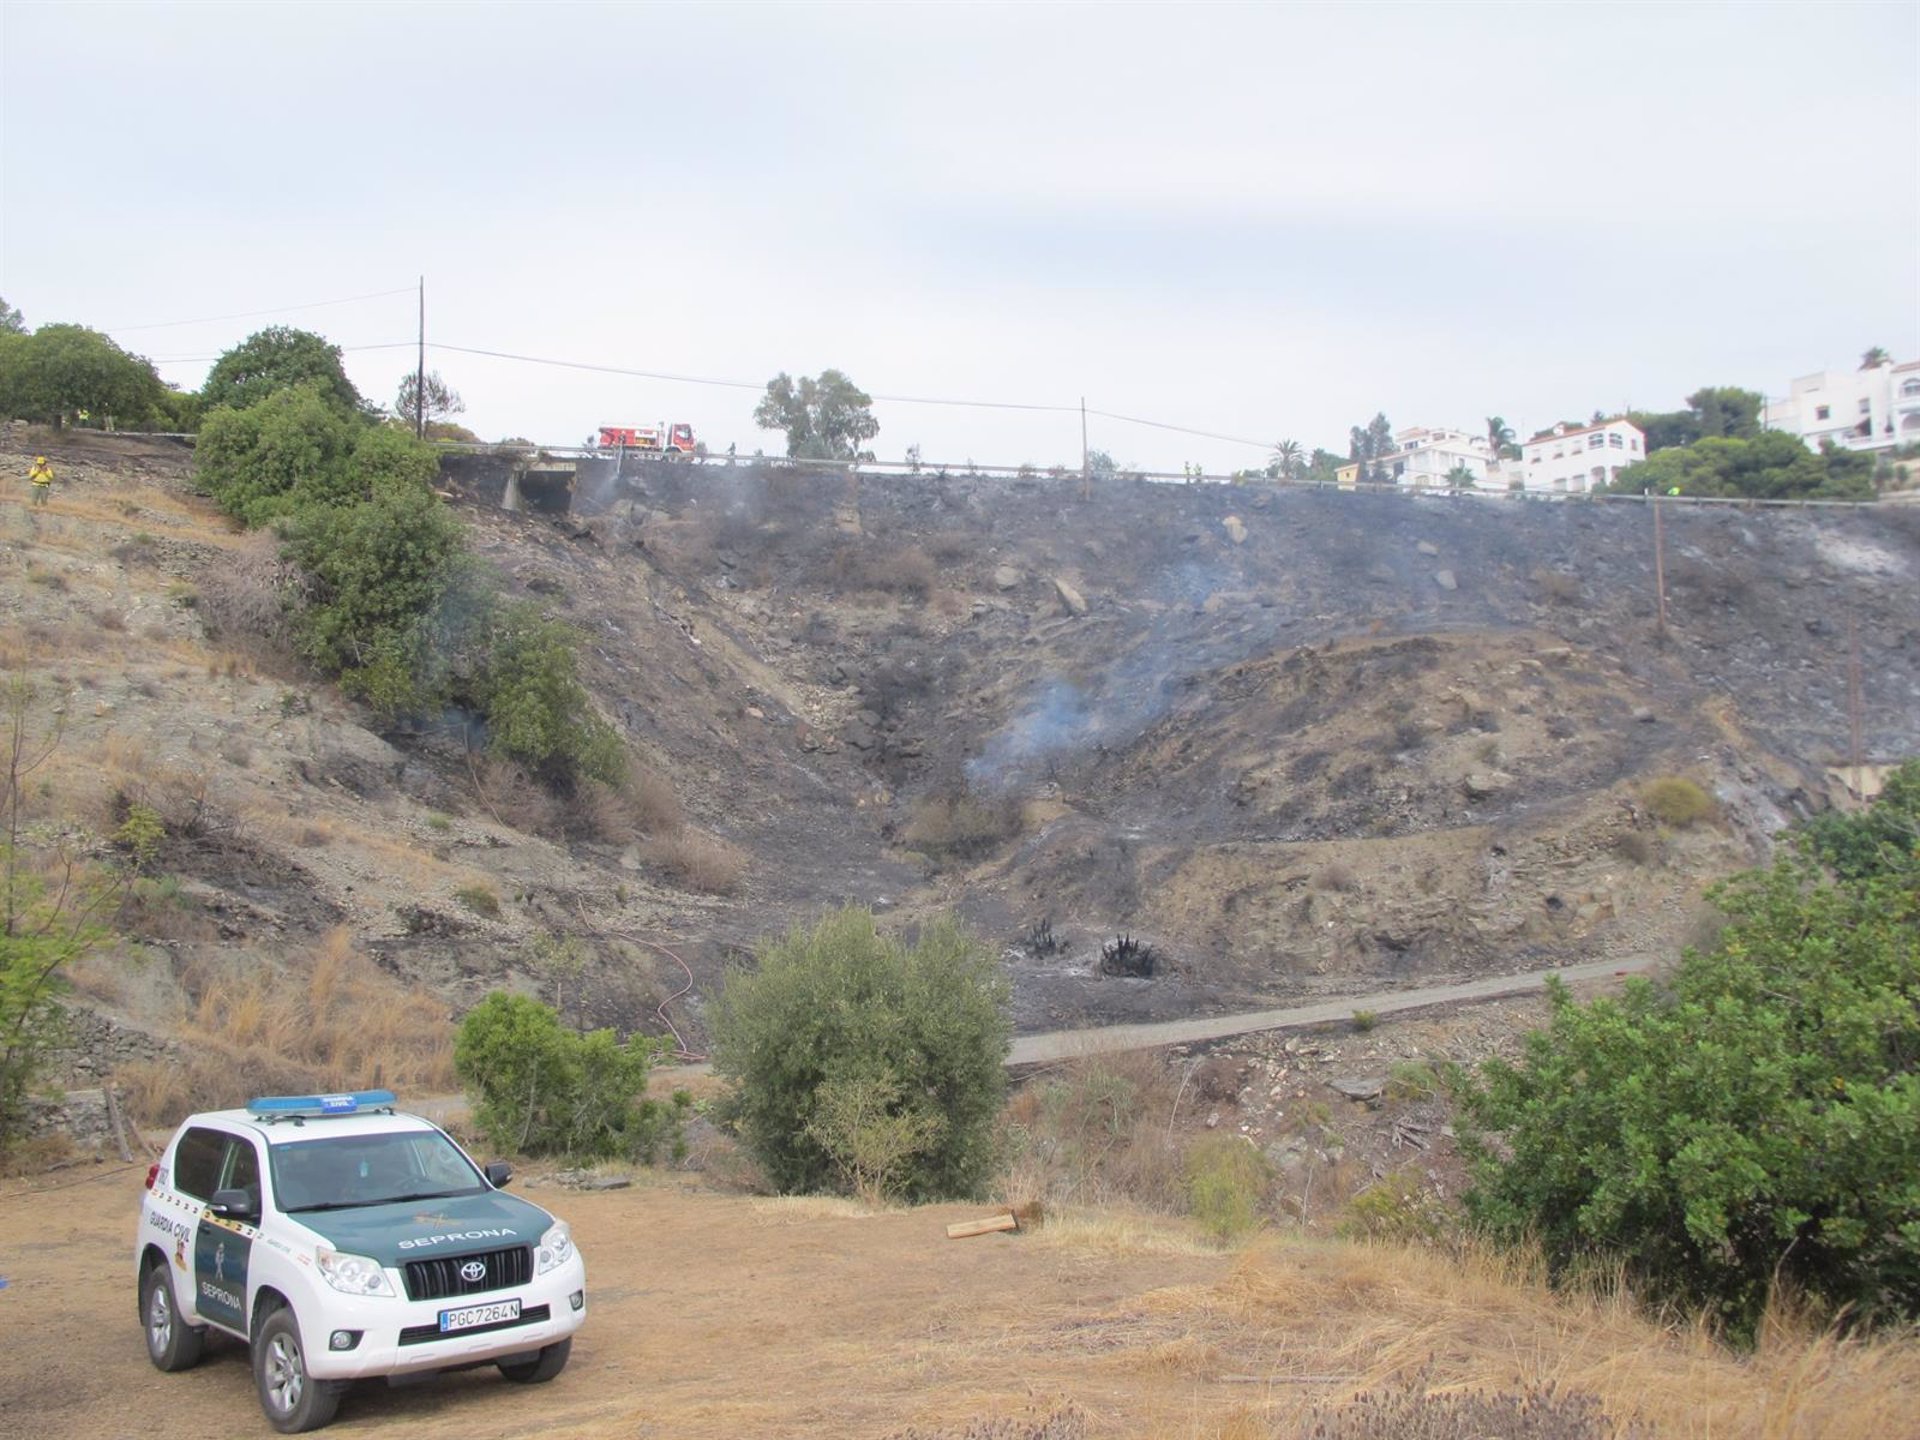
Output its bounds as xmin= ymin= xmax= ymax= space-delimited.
xmin=5 ymin=1158 xmax=1916 ymax=1440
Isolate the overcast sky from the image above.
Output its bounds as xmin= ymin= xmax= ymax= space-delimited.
xmin=3 ymin=1 xmax=1915 ymax=471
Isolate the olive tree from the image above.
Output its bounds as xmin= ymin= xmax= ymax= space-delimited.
xmin=710 ymin=909 xmax=1010 ymax=1200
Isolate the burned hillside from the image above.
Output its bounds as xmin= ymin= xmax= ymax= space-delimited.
xmin=6 ymin=434 xmax=1917 ymax=1084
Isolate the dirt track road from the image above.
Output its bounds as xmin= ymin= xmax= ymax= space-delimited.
xmin=1006 ymin=956 xmax=1653 ymax=1065
xmin=0 ymin=1172 xmax=1243 ymax=1440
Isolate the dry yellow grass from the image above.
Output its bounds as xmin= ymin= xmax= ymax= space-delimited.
xmin=117 ymin=926 xmax=455 ymax=1123
xmin=1162 ymin=1235 xmax=1920 ymax=1439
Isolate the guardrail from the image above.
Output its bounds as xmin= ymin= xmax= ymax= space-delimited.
xmin=76 ymin=432 xmax=1918 ymax=512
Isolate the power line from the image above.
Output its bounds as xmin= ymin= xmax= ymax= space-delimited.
xmin=1088 ymin=408 xmax=1272 ymax=450
xmin=104 ymin=286 xmax=418 ymax=335
xmin=138 ymin=323 xmax=1274 ymax=452
xmin=145 ymin=341 xmax=417 ymax=364
xmin=432 ymin=342 xmax=766 ymax=392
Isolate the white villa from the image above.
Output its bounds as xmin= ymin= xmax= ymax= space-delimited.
xmin=1335 ymin=426 xmax=1493 ymax=490
xmin=1519 ymin=419 xmax=1646 ymax=494
xmin=1763 ymin=357 xmax=1920 ymax=454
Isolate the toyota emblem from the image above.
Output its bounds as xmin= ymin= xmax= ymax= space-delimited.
xmin=459 ymin=1260 xmax=487 ymax=1284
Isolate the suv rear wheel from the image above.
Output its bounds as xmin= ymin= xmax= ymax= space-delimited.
xmin=140 ymin=1261 xmax=204 ymax=1372
xmin=253 ymin=1305 xmax=346 ymax=1433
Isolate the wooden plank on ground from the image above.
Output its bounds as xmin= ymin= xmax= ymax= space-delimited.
xmin=946 ymin=1213 xmax=1018 ymax=1239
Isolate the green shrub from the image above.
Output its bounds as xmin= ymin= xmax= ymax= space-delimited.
xmin=1799 ymin=757 xmax=1919 ymax=880
xmin=1458 ymin=853 xmax=1920 ymax=1338
xmin=472 ymin=601 xmax=624 ymax=785
xmin=1641 ymin=776 xmax=1716 ymax=829
xmin=709 ymin=908 xmax=1010 ymax=1200
xmin=1385 ymin=1059 xmax=1441 ymax=1101
xmin=284 ymin=472 xmax=467 ymax=717
xmin=454 ymin=885 xmax=500 ymax=919
xmin=1184 ymin=1133 xmax=1269 ymax=1242
xmin=453 ymin=992 xmax=684 ymax=1159
xmin=803 ymin=1068 xmax=946 ymax=1205
xmin=1339 ymin=1168 xmax=1450 ymax=1244
xmin=195 ymin=385 xmax=361 ymax=526
xmin=1351 ymin=1009 xmax=1378 ymax=1032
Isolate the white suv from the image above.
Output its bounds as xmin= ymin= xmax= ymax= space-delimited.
xmin=134 ymin=1090 xmax=587 ymax=1433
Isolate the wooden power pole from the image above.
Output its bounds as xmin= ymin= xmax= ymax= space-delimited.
xmin=1651 ymin=494 xmax=1668 ymax=635
xmin=414 ymin=276 xmax=426 ymax=441
xmin=1079 ymin=397 xmax=1090 ymax=501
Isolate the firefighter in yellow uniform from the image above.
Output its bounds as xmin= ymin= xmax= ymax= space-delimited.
xmin=27 ymin=455 xmax=53 ymax=506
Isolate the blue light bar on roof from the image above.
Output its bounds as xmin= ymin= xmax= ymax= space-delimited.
xmin=247 ymin=1089 xmax=397 ymax=1119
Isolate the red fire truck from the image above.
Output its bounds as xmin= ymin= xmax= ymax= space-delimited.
xmin=596 ymin=423 xmax=696 ymax=457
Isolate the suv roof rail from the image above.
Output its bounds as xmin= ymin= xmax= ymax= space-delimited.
xmin=246 ymin=1090 xmax=398 ymax=1123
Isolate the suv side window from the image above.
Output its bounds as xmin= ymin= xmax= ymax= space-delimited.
xmin=172 ymin=1126 xmax=229 ymax=1201
xmin=222 ymin=1136 xmax=263 ymax=1209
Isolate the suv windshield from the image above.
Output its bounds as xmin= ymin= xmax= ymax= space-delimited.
xmin=269 ymin=1129 xmax=487 ymax=1213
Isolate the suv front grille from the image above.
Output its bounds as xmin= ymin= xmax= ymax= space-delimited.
xmin=402 ymin=1244 xmax=532 ymax=1301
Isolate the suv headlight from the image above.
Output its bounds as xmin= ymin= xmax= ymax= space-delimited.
xmin=534 ymin=1221 xmax=574 ymax=1276
xmin=316 ymin=1247 xmax=396 ymax=1297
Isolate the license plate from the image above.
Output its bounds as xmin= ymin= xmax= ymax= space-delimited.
xmin=439 ymin=1299 xmax=521 ymax=1332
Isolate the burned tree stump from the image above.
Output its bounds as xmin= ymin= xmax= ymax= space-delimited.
xmin=1100 ymin=933 xmax=1157 ymax=978
xmin=1023 ymin=917 xmax=1063 ymax=958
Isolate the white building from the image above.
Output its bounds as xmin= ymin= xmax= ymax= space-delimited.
xmin=1763 ymin=358 xmax=1920 ymax=454
xmin=1335 ymin=426 xmax=1492 ymax=490
xmin=1519 ymin=419 xmax=1645 ymax=494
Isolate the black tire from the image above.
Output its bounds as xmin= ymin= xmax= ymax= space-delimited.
xmin=140 ymin=1261 xmax=205 ymax=1372
xmin=253 ymin=1306 xmax=345 ymax=1434
xmin=497 ymin=1337 xmax=571 ymax=1384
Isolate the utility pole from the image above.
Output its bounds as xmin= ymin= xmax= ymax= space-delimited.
xmin=1079 ymin=396 xmax=1090 ymax=501
xmin=1847 ymin=607 xmax=1865 ymax=799
xmin=414 ymin=276 xmax=426 ymax=441
xmin=1651 ymin=493 xmax=1668 ymax=636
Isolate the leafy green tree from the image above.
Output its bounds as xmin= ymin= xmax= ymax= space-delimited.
xmin=1862 ymin=347 xmax=1892 ymax=370
xmin=0 ymin=323 xmax=165 ymax=428
xmin=284 ymin=469 xmax=467 ymax=715
xmin=1800 ymin=758 xmax=1919 ymax=881
xmin=752 ymin=369 xmax=880 ymax=460
xmin=710 ymin=908 xmax=1011 ymax=1200
xmin=153 ymin=386 xmax=204 ymax=434
xmin=0 ymin=298 xmax=23 ymax=334
xmin=201 ymin=326 xmax=362 ymax=414
xmin=1086 ymin=448 xmax=1117 ymax=479
xmin=195 ymin=384 xmax=362 ymax=525
xmin=454 ymin=991 xmax=685 ymax=1159
xmin=1445 ymin=464 xmax=1477 ymax=491
xmin=1607 ymin=431 xmax=1872 ymax=501
xmin=470 ymin=602 xmax=624 ymax=785
xmin=394 ymin=370 xmax=464 ymax=432
xmin=1348 ymin=413 xmax=1396 ymax=482
xmin=1459 ymin=838 xmax=1920 ymax=1339
xmin=1305 ymin=447 xmax=1344 ymax=485
xmin=1 ymin=673 xmax=140 ymax=1153
xmin=1688 ymin=386 xmax=1765 ymax=441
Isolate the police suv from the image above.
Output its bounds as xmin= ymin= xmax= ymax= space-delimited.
xmin=134 ymin=1090 xmax=587 ymax=1433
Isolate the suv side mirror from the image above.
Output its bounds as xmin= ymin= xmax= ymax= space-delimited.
xmin=210 ymin=1186 xmax=259 ymax=1223
xmin=484 ymin=1162 xmax=512 ymax=1189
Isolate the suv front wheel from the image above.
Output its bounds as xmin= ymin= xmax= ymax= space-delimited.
xmin=253 ymin=1305 xmax=346 ymax=1433
xmin=498 ymin=1336 xmax=571 ymax=1384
